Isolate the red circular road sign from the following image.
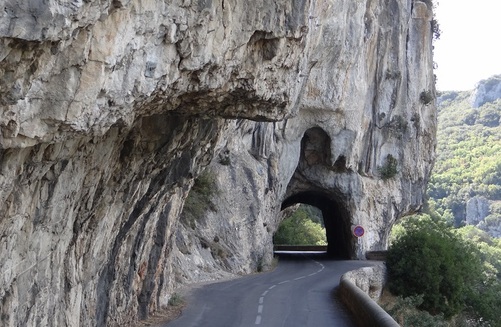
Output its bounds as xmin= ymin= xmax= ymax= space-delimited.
xmin=353 ymin=225 xmax=365 ymax=237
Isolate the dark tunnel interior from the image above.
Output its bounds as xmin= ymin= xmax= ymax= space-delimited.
xmin=281 ymin=191 xmax=353 ymax=259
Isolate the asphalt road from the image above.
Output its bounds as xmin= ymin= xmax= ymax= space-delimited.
xmin=163 ymin=252 xmax=374 ymax=327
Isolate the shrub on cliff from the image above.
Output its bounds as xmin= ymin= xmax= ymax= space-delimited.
xmin=386 ymin=215 xmax=482 ymax=318
xmin=378 ymin=154 xmax=398 ymax=180
xmin=181 ymin=171 xmax=218 ymax=228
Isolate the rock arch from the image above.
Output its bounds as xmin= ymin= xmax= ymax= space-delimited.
xmin=281 ymin=126 xmax=355 ymax=258
xmin=281 ymin=191 xmax=353 ymax=258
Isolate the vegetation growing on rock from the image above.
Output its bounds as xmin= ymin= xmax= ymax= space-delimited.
xmin=378 ymin=154 xmax=399 ymax=180
xmin=181 ymin=171 xmax=218 ymax=229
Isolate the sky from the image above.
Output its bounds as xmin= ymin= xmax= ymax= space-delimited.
xmin=433 ymin=0 xmax=501 ymax=91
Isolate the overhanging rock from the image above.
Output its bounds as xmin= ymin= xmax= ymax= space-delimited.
xmin=0 ymin=0 xmax=436 ymax=326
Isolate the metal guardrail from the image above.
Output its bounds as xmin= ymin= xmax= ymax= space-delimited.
xmin=273 ymin=245 xmax=328 ymax=251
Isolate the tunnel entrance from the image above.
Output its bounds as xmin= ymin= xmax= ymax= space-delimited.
xmin=281 ymin=192 xmax=353 ymax=259
xmin=280 ymin=127 xmax=355 ymax=259
xmin=273 ymin=203 xmax=327 ymax=249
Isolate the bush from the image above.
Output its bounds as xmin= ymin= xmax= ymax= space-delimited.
xmin=386 ymin=215 xmax=482 ymax=318
xmin=168 ymin=292 xmax=184 ymax=307
xmin=378 ymin=154 xmax=398 ymax=180
xmin=181 ymin=171 xmax=218 ymax=228
xmin=477 ymin=107 xmax=500 ymax=127
xmin=274 ymin=205 xmax=326 ymax=246
xmin=420 ymin=90 xmax=434 ymax=105
xmin=468 ymin=281 xmax=501 ymax=327
xmin=456 ymin=226 xmax=501 ymax=327
xmin=382 ymin=295 xmax=448 ymax=327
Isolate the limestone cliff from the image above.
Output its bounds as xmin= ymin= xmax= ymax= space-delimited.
xmin=470 ymin=74 xmax=501 ymax=108
xmin=0 ymin=0 xmax=436 ymax=326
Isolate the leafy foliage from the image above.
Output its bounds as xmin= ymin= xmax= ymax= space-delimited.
xmin=455 ymin=226 xmax=501 ymax=326
xmin=387 ymin=215 xmax=482 ymax=318
xmin=378 ymin=154 xmax=398 ymax=180
xmin=181 ymin=171 xmax=218 ymax=228
xmin=429 ymin=91 xmax=501 ymax=227
xmin=389 ymin=79 xmax=501 ymax=326
xmin=274 ymin=205 xmax=327 ymax=245
xmin=388 ymin=215 xmax=501 ymax=326
xmin=420 ymin=90 xmax=435 ymax=105
xmin=382 ymin=295 xmax=448 ymax=327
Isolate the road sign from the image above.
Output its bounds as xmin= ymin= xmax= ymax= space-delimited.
xmin=353 ymin=225 xmax=365 ymax=238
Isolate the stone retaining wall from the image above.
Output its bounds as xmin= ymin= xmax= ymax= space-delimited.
xmin=338 ymin=264 xmax=399 ymax=327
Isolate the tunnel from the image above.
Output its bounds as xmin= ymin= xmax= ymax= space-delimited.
xmin=278 ymin=126 xmax=355 ymax=258
xmin=281 ymin=191 xmax=354 ymax=259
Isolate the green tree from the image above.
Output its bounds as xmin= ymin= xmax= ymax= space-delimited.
xmin=274 ymin=205 xmax=327 ymax=245
xmin=477 ymin=104 xmax=500 ymax=127
xmin=386 ymin=215 xmax=482 ymax=318
xmin=428 ymin=92 xmax=501 ymax=228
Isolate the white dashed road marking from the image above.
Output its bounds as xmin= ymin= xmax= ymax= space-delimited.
xmin=254 ymin=258 xmax=325 ymax=325
xmin=258 ymin=305 xmax=263 ymax=314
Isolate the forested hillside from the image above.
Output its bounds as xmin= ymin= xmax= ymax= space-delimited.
xmin=428 ymin=75 xmax=501 ymax=237
xmin=386 ymin=77 xmax=501 ymax=324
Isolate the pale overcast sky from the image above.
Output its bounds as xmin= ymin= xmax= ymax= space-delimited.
xmin=433 ymin=0 xmax=501 ymax=91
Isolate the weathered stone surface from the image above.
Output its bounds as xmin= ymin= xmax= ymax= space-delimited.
xmin=342 ymin=264 xmax=386 ymax=300
xmin=0 ymin=0 xmax=436 ymax=326
xmin=470 ymin=75 xmax=501 ymax=108
xmin=466 ymin=197 xmax=501 ymax=238
xmin=466 ymin=196 xmax=490 ymax=226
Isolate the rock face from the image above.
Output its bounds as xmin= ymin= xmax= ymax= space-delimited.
xmin=470 ymin=75 xmax=501 ymax=108
xmin=465 ymin=197 xmax=501 ymax=238
xmin=0 ymin=0 xmax=436 ymax=326
xmin=466 ymin=196 xmax=490 ymax=226
xmin=342 ymin=264 xmax=386 ymax=300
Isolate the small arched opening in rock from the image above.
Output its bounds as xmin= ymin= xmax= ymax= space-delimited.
xmin=280 ymin=192 xmax=353 ymax=259
xmin=299 ymin=127 xmax=332 ymax=168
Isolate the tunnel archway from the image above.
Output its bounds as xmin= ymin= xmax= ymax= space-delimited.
xmin=281 ymin=191 xmax=353 ymax=259
xmin=274 ymin=203 xmax=327 ymax=247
